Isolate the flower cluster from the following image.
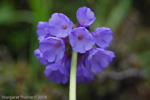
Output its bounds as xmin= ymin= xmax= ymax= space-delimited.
xmin=34 ymin=6 xmax=115 ymax=84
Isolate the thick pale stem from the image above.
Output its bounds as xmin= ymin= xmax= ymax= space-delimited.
xmin=69 ymin=51 xmax=77 ymax=100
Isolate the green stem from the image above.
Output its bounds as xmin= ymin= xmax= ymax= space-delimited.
xmin=69 ymin=51 xmax=78 ymax=100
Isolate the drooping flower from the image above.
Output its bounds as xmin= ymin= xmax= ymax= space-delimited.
xmin=39 ymin=37 xmax=65 ymax=63
xmin=85 ymin=48 xmax=115 ymax=73
xmin=69 ymin=27 xmax=95 ymax=53
xmin=44 ymin=55 xmax=70 ymax=84
xmin=44 ymin=68 xmax=68 ymax=84
xmin=92 ymin=27 xmax=113 ymax=48
xmin=34 ymin=49 xmax=48 ymax=65
xmin=76 ymin=55 xmax=94 ymax=84
xmin=36 ymin=21 xmax=49 ymax=41
xmin=77 ymin=6 xmax=95 ymax=27
xmin=48 ymin=13 xmax=73 ymax=38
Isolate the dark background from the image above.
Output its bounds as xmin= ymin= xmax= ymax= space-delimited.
xmin=0 ymin=0 xmax=150 ymax=100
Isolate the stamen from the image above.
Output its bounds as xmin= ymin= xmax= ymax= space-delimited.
xmin=78 ymin=35 xmax=82 ymax=40
xmin=57 ymin=41 xmax=61 ymax=45
xmin=81 ymin=20 xmax=84 ymax=24
xmin=63 ymin=25 xmax=67 ymax=29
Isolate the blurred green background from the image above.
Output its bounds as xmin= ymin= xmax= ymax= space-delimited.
xmin=0 ymin=0 xmax=150 ymax=100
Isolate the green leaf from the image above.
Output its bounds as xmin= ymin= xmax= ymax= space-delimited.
xmin=105 ymin=0 xmax=132 ymax=31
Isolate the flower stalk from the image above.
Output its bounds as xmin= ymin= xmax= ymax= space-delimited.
xmin=69 ymin=51 xmax=77 ymax=100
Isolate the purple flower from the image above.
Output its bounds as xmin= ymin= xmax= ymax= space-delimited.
xmin=48 ymin=13 xmax=73 ymax=38
xmin=85 ymin=48 xmax=115 ymax=73
xmin=44 ymin=55 xmax=70 ymax=84
xmin=77 ymin=6 xmax=95 ymax=27
xmin=77 ymin=56 xmax=94 ymax=84
xmin=36 ymin=21 xmax=49 ymax=41
xmin=34 ymin=49 xmax=48 ymax=65
xmin=39 ymin=37 xmax=65 ymax=63
xmin=69 ymin=27 xmax=95 ymax=53
xmin=34 ymin=6 xmax=115 ymax=84
xmin=92 ymin=27 xmax=113 ymax=48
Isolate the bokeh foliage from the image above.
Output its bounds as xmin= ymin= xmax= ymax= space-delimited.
xmin=0 ymin=0 xmax=150 ymax=100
